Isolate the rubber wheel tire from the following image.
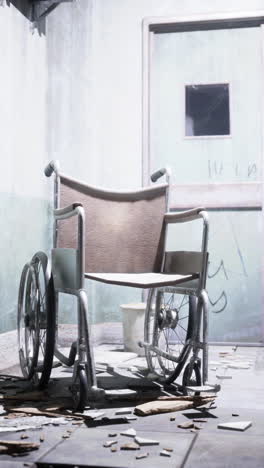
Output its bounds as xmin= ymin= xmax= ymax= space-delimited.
xmin=17 ymin=263 xmax=40 ymax=379
xmin=73 ymin=369 xmax=88 ymax=411
xmin=31 ymin=252 xmax=56 ymax=389
xmin=144 ymin=288 xmax=197 ymax=385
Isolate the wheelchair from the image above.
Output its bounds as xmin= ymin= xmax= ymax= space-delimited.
xmin=17 ymin=161 xmax=219 ymax=409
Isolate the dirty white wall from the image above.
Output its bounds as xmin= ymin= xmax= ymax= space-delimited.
xmin=0 ymin=2 xmax=49 ymax=332
xmin=1 ymin=0 xmax=264 ymax=338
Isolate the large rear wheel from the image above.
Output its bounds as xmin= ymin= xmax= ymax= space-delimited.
xmin=17 ymin=253 xmax=56 ymax=388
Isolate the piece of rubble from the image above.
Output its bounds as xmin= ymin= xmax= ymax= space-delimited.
xmin=178 ymin=421 xmax=195 ymax=429
xmin=136 ymin=452 xmax=149 ymax=459
xmin=120 ymin=428 xmax=137 ymax=437
xmin=217 ymin=421 xmax=252 ymax=431
xmin=121 ymin=442 xmax=140 ymax=450
xmin=125 ymin=416 xmax=137 ymax=421
xmin=210 ymin=367 xmax=217 ymax=371
xmin=0 ymin=439 xmax=40 ymax=454
xmin=160 ymin=450 xmax=171 ymax=457
xmin=216 ymin=374 xmax=232 ymax=379
xmin=111 ymin=446 xmax=118 ymax=452
xmin=0 ymin=444 xmax=8 ymax=453
xmin=82 ymin=410 xmax=105 ymax=419
xmin=0 ymin=425 xmax=36 ymax=432
xmin=163 ymin=448 xmax=173 ymax=452
xmin=40 ymin=434 xmax=45 ymax=442
xmin=134 ymin=436 xmax=159 ymax=446
xmin=103 ymin=440 xmax=118 ymax=448
xmin=193 ymin=419 xmax=207 ymax=423
xmin=228 ymin=363 xmax=250 ymax=369
xmin=115 ymin=408 xmax=132 ymax=415
xmin=105 ymin=389 xmax=137 ymax=399
xmin=108 ymin=432 xmax=117 ymax=437
xmin=170 ymin=417 xmax=175 ymax=421
xmin=20 ymin=434 xmax=29 ymax=439
xmin=232 ymin=413 xmax=239 ymax=417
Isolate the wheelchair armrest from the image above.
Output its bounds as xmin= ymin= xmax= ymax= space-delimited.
xmin=164 ymin=208 xmax=206 ymax=224
xmin=54 ymin=203 xmax=83 ymax=220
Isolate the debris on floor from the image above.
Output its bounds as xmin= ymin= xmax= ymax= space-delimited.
xmin=177 ymin=421 xmax=201 ymax=430
xmin=160 ymin=449 xmax=172 ymax=457
xmin=216 ymin=374 xmax=232 ymax=379
xmin=134 ymin=436 xmax=159 ymax=446
xmin=103 ymin=440 xmax=118 ymax=447
xmin=136 ymin=452 xmax=149 ymax=459
xmin=217 ymin=421 xmax=252 ymax=431
xmin=115 ymin=408 xmax=132 ymax=415
xmin=120 ymin=442 xmax=140 ymax=450
xmin=134 ymin=395 xmax=216 ymax=416
xmin=0 ymin=439 xmax=40 ymax=455
xmin=120 ymin=428 xmax=137 ymax=437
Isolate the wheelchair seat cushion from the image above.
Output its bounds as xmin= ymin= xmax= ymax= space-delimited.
xmin=85 ymin=272 xmax=199 ymax=289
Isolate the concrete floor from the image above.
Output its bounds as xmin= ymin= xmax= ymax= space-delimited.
xmin=0 ymin=341 xmax=264 ymax=467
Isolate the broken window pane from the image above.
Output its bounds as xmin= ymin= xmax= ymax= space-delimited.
xmin=185 ymin=84 xmax=230 ymax=136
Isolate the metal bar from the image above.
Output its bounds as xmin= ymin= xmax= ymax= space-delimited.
xmin=54 ymin=205 xmax=83 ymax=221
xmin=200 ymin=290 xmax=209 ymax=384
xmin=78 ymin=290 xmax=100 ymax=393
xmin=144 ymin=11 xmax=264 ymax=33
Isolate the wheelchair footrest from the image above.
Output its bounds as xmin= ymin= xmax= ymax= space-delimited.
xmin=185 ymin=383 xmax=221 ymax=393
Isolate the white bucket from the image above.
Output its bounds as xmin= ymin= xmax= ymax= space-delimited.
xmin=120 ymin=302 xmax=146 ymax=356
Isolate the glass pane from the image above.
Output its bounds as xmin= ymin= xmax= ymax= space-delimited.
xmin=185 ymin=84 xmax=230 ymax=136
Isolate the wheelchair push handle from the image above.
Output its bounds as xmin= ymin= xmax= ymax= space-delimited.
xmin=151 ymin=168 xmax=166 ymax=182
xmin=44 ymin=160 xmax=60 ymax=177
xmin=151 ymin=167 xmax=171 ymax=183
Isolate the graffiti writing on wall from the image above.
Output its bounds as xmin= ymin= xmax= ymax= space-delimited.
xmin=208 ymin=160 xmax=258 ymax=179
xmin=207 ymin=260 xmax=228 ymax=313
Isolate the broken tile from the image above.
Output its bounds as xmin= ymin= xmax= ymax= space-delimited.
xmin=134 ymin=436 xmax=159 ymax=446
xmin=217 ymin=421 xmax=252 ymax=431
xmin=82 ymin=410 xmax=105 ymax=419
xmin=216 ymin=374 xmax=232 ymax=379
xmin=121 ymin=442 xmax=140 ymax=450
xmin=103 ymin=440 xmax=118 ymax=448
xmin=160 ymin=450 xmax=171 ymax=457
xmin=120 ymin=428 xmax=137 ymax=437
xmin=136 ymin=452 xmax=149 ymax=459
xmin=228 ymin=363 xmax=250 ymax=369
xmin=115 ymin=408 xmax=132 ymax=415
xmin=105 ymin=389 xmax=137 ymax=398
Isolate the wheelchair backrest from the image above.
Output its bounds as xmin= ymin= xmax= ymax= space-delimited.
xmin=57 ymin=175 xmax=168 ymax=274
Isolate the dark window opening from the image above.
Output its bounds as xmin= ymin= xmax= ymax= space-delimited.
xmin=185 ymin=83 xmax=230 ymax=136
